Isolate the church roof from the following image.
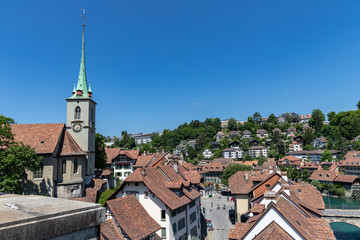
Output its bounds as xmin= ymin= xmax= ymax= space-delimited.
xmin=11 ymin=123 xmax=65 ymax=154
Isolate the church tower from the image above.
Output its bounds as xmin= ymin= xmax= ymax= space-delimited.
xmin=66 ymin=20 xmax=96 ymax=177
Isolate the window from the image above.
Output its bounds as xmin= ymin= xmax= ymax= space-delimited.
xmin=161 ymin=228 xmax=166 ymax=238
xmin=62 ymin=160 xmax=66 ymax=174
xmin=144 ymin=191 xmax=148 ymax=199
xmin=73 ymin=159 xmax=78 ymax=174
xmin=173 ymin=223 xmax=177 ymax=234
xmin=125 ymin=191 xmax=139 ymax=199
xmin=191 ymin=226 xmax=197 ymax=239
xmin=34 ymin=163 xmax=43 ymax=178
xmin=90 ymin=108 xmax=94 ymax=122
xmin=161 ymin=210 xmax=166 ymax=221
xmin=135 ymin=182 xmax=139 ymax=186
xmin=116 ymin=172 xmax=122 ymax=177
xmin=74 ymin=106 xmax=81 ymax=119
xmin=189 ymin=200 xmax=196 ymax=208
xmin=190 ymin=212 xmax=196 ymax=224
xmin=178 ymin=218 xmax=185 ymax=231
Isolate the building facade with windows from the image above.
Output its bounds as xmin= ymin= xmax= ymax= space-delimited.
xmin=105 ymin=148 xmax=140 ymax=181
xmin=248 ymin=146 xmax=268 ymax=158
xmin=108 ymin=165 xmax=202 ymax=240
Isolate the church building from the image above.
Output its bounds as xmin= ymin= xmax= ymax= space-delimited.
xmin=11 ymin=22 xmax=96 ymax=199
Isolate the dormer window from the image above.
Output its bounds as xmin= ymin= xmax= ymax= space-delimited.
xmin=75 ymin=106 xmax=81 ymax=119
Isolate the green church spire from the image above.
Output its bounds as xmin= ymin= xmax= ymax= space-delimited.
xmin=70 ymin=18 xmax=92 ymax=99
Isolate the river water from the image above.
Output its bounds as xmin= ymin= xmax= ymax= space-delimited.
xmin=330 ymin=222 xmax=360 ymax=239
xmin=322 ymin=196 xmax=360 ymax=209
xmin=322 ymin=196 xmax=360 ymax=239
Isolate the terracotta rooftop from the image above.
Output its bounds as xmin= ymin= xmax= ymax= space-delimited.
xmin=11 ymin=123 xmax=65 ymax=154
xmin=309 ymin=170 xmax=338 ymax=182
xmin=105 ymin=148 xmax=140 ymax=164
xmin=338 ymin=151 xmax=360 ymax=166
xmin=60 ymin=130 xmax=86 ymax=156
xmin=109 ymin=165 xmax=201 ymax=210
xmin=133 ymin=154 xmax=155 ymax=168
xmin=100 ymin=219 xmax=124 ymax=240
xmin=228 ymin=195 xmax=334 ymax=240
xmin=106 ymin=195 xmax=161 ymax=240
xmin=289 ymin=182 xmax=325 ymax=210
xmin=249 ymin=146 xmax=266 ymax=150
xmin=229 ymin=171 xmax=270 ymax=194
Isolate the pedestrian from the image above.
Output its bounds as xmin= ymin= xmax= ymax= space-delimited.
xmin=227 ymin=197 xmax=229 ymax=202
xmin=211 ymin=202 xmax=213 ymax=207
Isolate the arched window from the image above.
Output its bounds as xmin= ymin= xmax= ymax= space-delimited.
xmin=74 ymin=106 xmax=81 ymax=119
xmin=62 ymin=160 xmax=66 ymax=174
xmin=74 ymin=159 xmax=78 ymax=174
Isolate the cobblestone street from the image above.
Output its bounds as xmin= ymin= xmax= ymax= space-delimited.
xmin=201 ymin=192 xmax=234 ymax=240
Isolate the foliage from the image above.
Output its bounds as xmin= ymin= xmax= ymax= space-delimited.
xmin=257 ymin=155 xmax=267 ymax=166
xmin=95 ymin=133 xmax=107 ymax=169
xmin=286 ymin=167 xmax=301 ymax=182
xmin=97 ymin=188 xmax=116 ymax=206
xmin=321 ymin=149 xmax=333 ymax=162
xmin=0 ymin=115 xmax=42 ymax=194
xmin=310 ymin=180 xmax=322 ymax=191
xmin=301 ymin=169 xmax=310 ymax=182
xmin=227 ymin=118 xmax=238 ymax=131
xmin=221 ymin=163 xmax=252 ymax=185
xmin=113 ymin=131 xmax=135 ymax=149
xmin=253 ymin=112 xmax=262 ymax=125
xmin=309 ymin=109 xmax=325 ymax=134
xmin=268 ymin=113 xmax=278 ymax=125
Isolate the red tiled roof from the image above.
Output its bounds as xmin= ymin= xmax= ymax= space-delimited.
xmin=253 ymin=221 xmax=293 ymax=240
xmin=309 ymin=170 xmax=338 ymax=182
xmin=109 ymin=166 xmax=201 ymax=210
xmin=106 ymin=195 xmax=161 ymax=240
xmin=338 ymin=151 xmax=360 ymax=166
xmin=250 ymin=204 xmax=265 ymax=214
xmin=133 ymin=154 xmax=155 ymax=168
xmin=334 ymin=174 xmax=360 ymax=183
xmin=229 ymin=171 xmax=270 ymax=194
xmin=60 ymin=130 xmax=86 ymax=156
xmin=11 ymin=123 xmax=65 ymax=154
xmin=105 ymin=148 xmax=140 ymax=164
xmin=100 ymin=219 xmax=124 ymax=240
xmin=249 ymin=146 xmax=266 ymax=150
xmin=289 ymin=182 xmax=325 ymax=210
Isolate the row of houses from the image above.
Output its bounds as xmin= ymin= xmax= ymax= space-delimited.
xmin=227 ymin=170 xmax=336 ymax=239
xmin=101 ymin=158 xmax=204 ymax=240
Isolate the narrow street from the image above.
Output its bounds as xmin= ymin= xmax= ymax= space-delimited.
xmin=201 ymin=192 xmax=234 ymax=240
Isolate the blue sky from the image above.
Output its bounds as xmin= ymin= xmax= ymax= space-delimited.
xmin=1 ymin=0 xmax=360 ymax=137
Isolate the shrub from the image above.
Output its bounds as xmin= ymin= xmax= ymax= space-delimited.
xmin=310 ymin=180 xmax=322 ymax=191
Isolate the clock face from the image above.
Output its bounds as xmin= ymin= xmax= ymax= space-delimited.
xmin=72 ymin=123 xmax=82 ymax=133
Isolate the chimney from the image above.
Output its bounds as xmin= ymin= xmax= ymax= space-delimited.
xmin=174 ymin=160 xmax=179 ymax=173
xmin=141 ymin=167 xmax=146 ymax=176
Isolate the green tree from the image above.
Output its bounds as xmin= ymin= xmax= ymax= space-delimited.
xmin=227 ymin=118 xmax=238 ymax=131
xmin=253 ymin=112 xmax=262 ymax=125
xmin=187 ymin=146 xmax=198 ymax=160
xmin=357 ymin=100 xmax=360 ymax=110
xmin=287 ymin=167 xmax=301 ymax=182
xmin=95 ymin=133 xmax=107 ymax=169
xmin=309 ymin=109 xmax=325 ymax=134
xmin=0 ymin=115 xmax=42 ymax=194
xmin=321 ymin=149 xmax=333 ymax=162
xmin=195 ymin=132 xmax=207 ymax=151
xmin=310 ymin=180 xmax=322 ymax=191
xmin=327 ymin=137 xmax=334 ymax=150
xmin=303 ymin=128 xmax=315 ymax=146
xmin=221 ymin=163 xmax=252 ymax=185
xmin=301 ymin=169 xmax=310 ymax=182
xmin=268 ymin=113 xmax=278 ymax=125
xmin=258 ymin=155 xmax=267 ymax=166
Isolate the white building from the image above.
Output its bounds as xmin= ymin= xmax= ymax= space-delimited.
xmin=108 ymin=164 xmax=202 ymax=240
xmin=313 ymin=136 xmax=328 ymax=149
xmin=242 ymin=130 xmax=252 ymax=139
xmin=222 ymin=148 xmax=243 ymax=159
xmin=132 ymin=133 xmax=153 ymax=145
xmin=105 ymin=148 xmax=140 ymax=181
xmin=202 ymin=149 xmax=213 ymax=158
xmin=256 ymin=129 xmax=268 ymax=139
xmin=248 ymin=146 xmax=268 ymax=158
xmin=289 ymin=141 xmax=302 ymax=152
xmin=286 ymin=150 xmax=339 ymax=164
